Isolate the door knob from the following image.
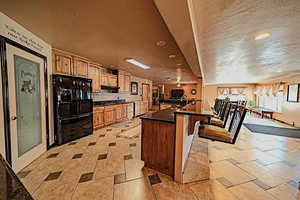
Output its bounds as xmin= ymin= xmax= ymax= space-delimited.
xmin=11 ymin=116 xmax=18 ymax=120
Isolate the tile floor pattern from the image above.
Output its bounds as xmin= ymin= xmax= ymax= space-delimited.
xmin=17 ymin=115 xmax=300 ymax=200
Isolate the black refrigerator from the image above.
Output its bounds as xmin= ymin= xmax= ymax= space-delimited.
xmin=53 ymin=75 xmax=93 ymax=145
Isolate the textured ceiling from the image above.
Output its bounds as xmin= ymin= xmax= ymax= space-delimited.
xmin=153 ymin=0 xmax=202 ymax=79
xmin=0 ymin=0 xmax=198 ymax=84
xmin=187 ymin=0 xmax=300 ymax=85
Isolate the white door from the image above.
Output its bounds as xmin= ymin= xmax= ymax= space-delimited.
xmin=6 ymin=44 xmax=47 ymax=173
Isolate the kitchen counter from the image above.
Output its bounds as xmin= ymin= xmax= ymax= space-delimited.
xmin=140 ymin=109 xmax=175 ymax=123
xmin=93 ymin=99 xmax=134 ymax=106
xmin=159 ymin=99 xmax=198 ymax=104
xmin=141 ymin=100 xmax=212 ymax=182
xmin=0 ymin=154 xmax=33 ymax=200
xmin=141 ymin=101 xmax=213 ymax=123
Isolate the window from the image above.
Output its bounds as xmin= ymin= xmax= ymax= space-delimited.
xmin=256 ymin=91 xmax=284 ymax=113
xmin=217 ymin=87 xmax=246 ymax=101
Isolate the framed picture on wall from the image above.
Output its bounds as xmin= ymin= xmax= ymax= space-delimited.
xmin=131 ymin=82 xmax=138 ymax=95
xmin=287 ymin=84 xmax=299 ymax=102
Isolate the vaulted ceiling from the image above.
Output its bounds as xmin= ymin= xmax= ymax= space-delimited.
xmin=187 ymin=0 xmax=300 ymax=84
xmin=155 ymin=0 xmax=300 ymax=85
xmin=0 ymin=0 xmax=198 ymax=84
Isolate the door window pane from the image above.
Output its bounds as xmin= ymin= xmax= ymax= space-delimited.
xmin=14 ymin=55 xmax=42 ymax=157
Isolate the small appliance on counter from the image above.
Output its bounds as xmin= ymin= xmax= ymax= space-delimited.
xmin=53 ymin=75 xmax=93 ymax=145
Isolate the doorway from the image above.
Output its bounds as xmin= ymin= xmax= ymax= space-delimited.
xmin=2 ymin=42 xmax=48 ymax=173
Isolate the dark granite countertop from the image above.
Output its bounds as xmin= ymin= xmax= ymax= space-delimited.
xmin=141 ymin=101 xmax=214 ymax=123
xmin=159 ymin=99 xmax=200 ymax=104
xmin=0 ymin=154 xmax=33 ymax=200
xmin=140 ymin=109 xmax=176 ymax=123
xmin=93 ymin=99 xmax=134 ymax=106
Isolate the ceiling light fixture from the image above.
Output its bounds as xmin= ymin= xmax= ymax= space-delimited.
xmin=156 ymin=41 xmax=167 ymax=47
xmin=255 ymin=32 xmax=271 ymax=40
xmin=125 ymin=58 xmax=151 ymax=69
xmin=176 ymin=63 xmax=182 ymax=66
xmin=168 ymin=54 xmax=176 ymax=59
xmin=176 ymin=83 xmax=181 ymax=87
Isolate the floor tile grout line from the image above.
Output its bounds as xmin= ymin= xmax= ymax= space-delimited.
xmin=188 ymin=187 xmax=200 ymax=200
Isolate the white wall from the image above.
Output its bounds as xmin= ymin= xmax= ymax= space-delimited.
xmin=0 ymin=12 xmax=54 ymax=150
xmin=181 ymin=115 xmax=195 ymax=172
xmin=93 ymin=92 xmax=142 ymax=102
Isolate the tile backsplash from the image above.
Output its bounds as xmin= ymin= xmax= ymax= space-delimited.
xmin=92 ymin=92 xmax=142 ymax=102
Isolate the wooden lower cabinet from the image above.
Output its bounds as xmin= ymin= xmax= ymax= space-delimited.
xmin=93 ymin=107 xmax=105 ymax=129
xmin=93 ymin=103 xmax=131 ymax=129
xmin=104 ymin=106 xmax=115 ymax=126
xmin=141 ymin=119 xmax=175 ymax=177
xmin=115 ymin=105 xmax=123 ymax=122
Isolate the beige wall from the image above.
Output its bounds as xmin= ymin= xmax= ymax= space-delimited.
xmin=203 ymin=84 xmax=256 ymax=106
xmin=162 ymin=79 xmax=203 ymax=100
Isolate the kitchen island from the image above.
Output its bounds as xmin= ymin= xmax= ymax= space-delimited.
xmin=0 ymin=154 xmax=33 ymax=200
xmin=140 ymin=101 xmax=213 ymax=183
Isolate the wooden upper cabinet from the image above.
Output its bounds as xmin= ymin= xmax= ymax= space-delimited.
xmin=101 ymin=72 xmax=109 ymax=86
xmin=124 ymin=75 xmax=130 ymax=92
xmin=73 ymin=57 xmax=88 ymax=77
xmin=118 ymin=71 xmax=131 ymax=93
xmin=118 ymin=73 xmax=125 ymax=92
xmin=53 ymin=51 xmax=73 ymax=75
xmin=108 ymin=74 xmax=117 ymax=87
xmin=88 ymin=63 xmax=101 ymax=93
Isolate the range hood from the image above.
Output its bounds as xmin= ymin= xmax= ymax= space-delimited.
xmin=101 ymin=85 xmax=119 ymax=93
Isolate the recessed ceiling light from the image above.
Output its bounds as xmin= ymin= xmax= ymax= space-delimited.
xmin=156 ymin=41 xmax=167 ymax=47
xmin=176 ymin=63 xmax=182 ymax=66
xmin=125 ymin=58 xmax=151 ymax=69
xmin=255 ymin=32 xmax=271 ymax=40
xmin=169 ymin=54 xmax=176 ymax=59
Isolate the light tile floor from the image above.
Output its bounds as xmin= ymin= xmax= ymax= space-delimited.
xmin=17 ymin=115 xmax=300 ymax=200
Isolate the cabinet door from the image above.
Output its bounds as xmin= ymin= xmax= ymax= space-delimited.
xmin=101 ymin=73 xmax=109 ymax=86
xmin=109 ymin=75 xmax=117 ymax=87
xmin=118 ymin=74 xmax=125 ymax=92
xmin=88 ymin=64 xmax=100 ymax=92
xmin=104 ymin=108 xmax=115 ymax=125
xmin=98 ymin=111 xmax=104 ymax=127
xmin=73 ymin=58 xmax=88 ymax=77
xmin=124 ymin=75 xmax=130 ymax=92
xmin=54 ymin=54 xmax=72 ymax=75
xmin=93 ymin=112 xmax=99 ymax=129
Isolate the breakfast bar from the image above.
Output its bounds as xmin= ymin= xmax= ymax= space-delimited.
xmin=140 ymin=102 xmax=214 ymax=183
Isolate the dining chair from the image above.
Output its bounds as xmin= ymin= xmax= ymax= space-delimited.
xmin=198 ymin=106 xmax=247 ymax=144
xmin=210 ymin=103 xmax=232 ymax=128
